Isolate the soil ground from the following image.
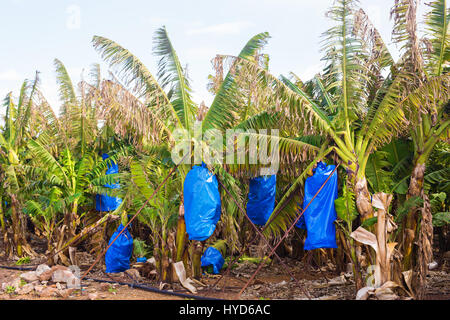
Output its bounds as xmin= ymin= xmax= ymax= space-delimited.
xmin=0 ymin=254 xmax=448 ymax=300
xmin=1 ymin=231 xmax=449 ymax=300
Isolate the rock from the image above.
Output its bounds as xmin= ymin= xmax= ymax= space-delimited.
xmin=38 ymin=266 xmax=68 ymax=282
xmin=88 ymin=292 xmax=98 ymax=300
xmin=56 ymin=282 xmax=66 ymax=290
xmin=428 ymin=261 xmax=439 ymax=270
xmin=52 ymin=269 xmax=77 ymax=287
xmin=39 ymin=287 xmax=58 ymax=298
xmin=356 ymin=286 xmax=375 ymax=300
xmin=275 ymin=280 xmax=287 ymax=287
xmin=52 ymin=265 xmax=71 ymax=272
xmin=66 ymin=276 xmax=80 ymax=289
xmin=20 ymin=271 xmax=38 ymax=282
xmin=34 ymin=285 xmax=45 ymax=295
xmin=17 ymin=283 xmax=34 ymax=295
xmin=35 ymin=264 xmax=51 ymax=277
xmin=38 ymin=270 xmax=53 ymax=282
xmin=58 ymin=288 xmax=75 ymax=298
xmin=328 ymin=275 xmax=346 ymax=286
xmin=125 ymin=268 xmax=141 ymax=280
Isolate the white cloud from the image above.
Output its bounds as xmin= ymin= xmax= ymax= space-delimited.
xmin=186 ymin=21 xmax=253 ymax=36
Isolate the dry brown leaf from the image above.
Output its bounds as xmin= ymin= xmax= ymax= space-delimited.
xmin=172 ymin=261 xmax=197 ymax=294
xmin=350 ymin=227 xmax=378 ymax=253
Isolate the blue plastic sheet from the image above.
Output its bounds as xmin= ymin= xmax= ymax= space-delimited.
xmin=96 ymin=153 xmax=123 ymax=212
xmin=246 ymin=175 xmax=276 ymax=226
xmin=136 ymin=257 xmax=147 ymax=263
xmin=184 ymin=163 xmax=221 ymax=241
xmin=201 ymin=247 xmax=225 ymax=274
xmin=296 ymin=161 xmax=338 ymax=250
xmin=105 ymin=224 xmax=133 ymax=273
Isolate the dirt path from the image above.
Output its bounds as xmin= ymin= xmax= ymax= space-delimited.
xmin=1 ymin=255 xmax=448 ymax=300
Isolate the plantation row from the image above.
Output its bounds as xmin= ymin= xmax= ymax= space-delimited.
xmin=0 ymin=0 xmax=448 ymax=299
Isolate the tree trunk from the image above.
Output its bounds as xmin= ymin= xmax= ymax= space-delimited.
xmin=355 ymin=177 xmax=373 ymax=221
xmin=416 ymin=195 xmax=433 ymax=299
xmin=0 ymin=196 xmax=5 ymax=233
xmin=402 ymin=162 xmax=426 ymax=271
xmin=191 ymin=241 xmax=204 ymax=279
xmin=175 ymin=203 xmax=187 ymax=262
xmin=344 ymin=171 xmax=366 ymax=291
xmin=9 ymin=194 xmax=35 ymax=257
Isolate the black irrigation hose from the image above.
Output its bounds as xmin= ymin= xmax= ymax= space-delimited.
xmin=84 ymin=277 xmax=221 ymax=301
xmin=0 ymin=265 xmax=35 ymax=271
xmin=0 ymin=265 xmax=221 ymax=300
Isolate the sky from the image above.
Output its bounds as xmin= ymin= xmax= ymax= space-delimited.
xmin=0 ymin=0 xmax=429 ymax=113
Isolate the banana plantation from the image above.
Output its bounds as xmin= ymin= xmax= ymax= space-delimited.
xmin=0 ymin=0 xmax=448 ymax=301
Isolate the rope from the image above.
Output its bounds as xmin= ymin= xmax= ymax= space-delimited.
xmin=80 ymin=153 xmax=188 ymax=280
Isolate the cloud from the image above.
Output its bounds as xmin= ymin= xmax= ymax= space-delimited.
xmin=186 ymin=21 xmax=253 ymax=36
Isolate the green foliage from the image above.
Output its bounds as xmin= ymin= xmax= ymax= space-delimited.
xmin=133 ymin=238 xmax=150 ymax=258
xmin=361 ymin=216 xmax=378 ymax=228
xmin=5 ymin=286 xmax=16 ymax=294
xmin=365 ymin=151 xmax=394 ymax=193
xmin=432 ymin=212 xmax=450 ymax=227
xmin=15 ymin=256 xmax=31 ymax=265
xmin=395 ymin=196 xmax=424 ymax=224
xmin=334 ymin=184 xmax=358 ymax=223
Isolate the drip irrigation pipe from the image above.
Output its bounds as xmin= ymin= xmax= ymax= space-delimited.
xmin=0 ymin=265 xmax=220 ymax=300
xmin=84 ymin=277 xmax=221 ymax=300
xmin=0 ymin=265 xmax=35 ymax=271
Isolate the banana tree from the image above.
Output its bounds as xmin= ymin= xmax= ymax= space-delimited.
xmin=91 ymin=27 xmax=275 ymax=278
xmin=390 ymin=0 xmax=450 ymax=271
xmin=127 ymin=159 xmax=181 ymax=281
xmin=0 ymin=73 xmax=41 ymax=258
xmin=212 ymin=0 xmax=449 ymax=289
xmin=25 ymin=130 xmax=124 ymax=264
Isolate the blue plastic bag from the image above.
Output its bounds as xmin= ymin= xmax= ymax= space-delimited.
xmin=246 ymin=175 xmax=276 ymax=226
xmin=201 ymin=247 xmax=225 ymax=274
xmin=105 ymin=224 xmax=133 ymax=273
xmin=96 ymin=153 xmax=123 ymax=212
xmin=296 ymin=161 xmax=338 ymax=250
xmin=184 ymin=163 xmax=221 ymax=241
